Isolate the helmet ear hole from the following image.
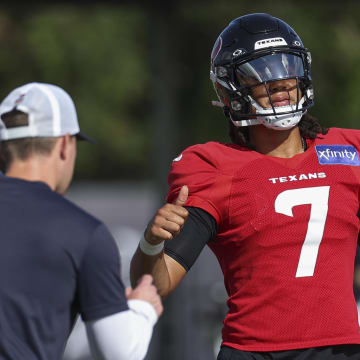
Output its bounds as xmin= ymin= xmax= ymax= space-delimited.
xmin=231 ymin=101 xmax=242 ymax=111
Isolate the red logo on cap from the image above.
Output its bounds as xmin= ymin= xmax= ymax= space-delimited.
xmin=15 ymin=94 xmax=25 ymax=105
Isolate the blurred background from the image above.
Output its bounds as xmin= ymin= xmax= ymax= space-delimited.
xmin=0 ymin=0 xmax=360 ymax=359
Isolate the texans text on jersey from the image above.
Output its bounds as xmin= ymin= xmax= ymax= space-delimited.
xmin=268 ymin=172 xmax=327 ymax=184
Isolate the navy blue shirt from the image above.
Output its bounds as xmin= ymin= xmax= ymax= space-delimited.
xmin=0 ymin=176 xmax=128 ymax=360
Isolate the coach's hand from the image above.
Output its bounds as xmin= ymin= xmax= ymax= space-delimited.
xmin=126 ymin=274 xmax=163 ymax=317
xmin=145 ymin=185 xmax=189 ymax=245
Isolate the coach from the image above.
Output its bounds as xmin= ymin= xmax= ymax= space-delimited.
xmin=0 ymin=82 xmax=162 ymax=360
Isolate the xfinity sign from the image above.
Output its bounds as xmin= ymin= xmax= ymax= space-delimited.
xmin=315 ymin=145 xmax=360 ymax=166
xmin=254 ymin=37 xmax=287 ymax=50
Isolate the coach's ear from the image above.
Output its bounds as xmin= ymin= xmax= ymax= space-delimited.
xmin=59 ymin=134 xmax=72 ymax=161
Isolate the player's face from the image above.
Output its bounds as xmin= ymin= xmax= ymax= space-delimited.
xmin=250 ymin=78 xmax=300 ymax=110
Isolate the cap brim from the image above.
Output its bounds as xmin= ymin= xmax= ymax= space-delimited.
xmin=76 ymin=131 xmax=96 ymax=143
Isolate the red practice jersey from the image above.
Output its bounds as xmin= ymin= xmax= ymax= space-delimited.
xmin=166 ymin=127 xmax=360 ymax=351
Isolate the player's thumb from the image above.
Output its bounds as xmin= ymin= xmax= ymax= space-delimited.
xmin=174 ymin=185 xmax=189 ymax=206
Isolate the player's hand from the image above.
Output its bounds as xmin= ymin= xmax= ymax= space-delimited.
xmin=145 ymin=185 xmax=189 ymax=245
xmin=126 ymin=274 xmax=163 ymax=317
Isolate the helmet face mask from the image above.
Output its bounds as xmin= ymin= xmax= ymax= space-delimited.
xmin=210 ymin=13 xmax=314 ymax=131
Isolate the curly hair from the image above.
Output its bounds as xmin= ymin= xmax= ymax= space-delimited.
xmin=228 ymin=113 xmax=328 ymax=148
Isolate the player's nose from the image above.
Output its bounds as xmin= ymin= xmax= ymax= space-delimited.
xmin=268 ymin=79 xmax=295 ymax=94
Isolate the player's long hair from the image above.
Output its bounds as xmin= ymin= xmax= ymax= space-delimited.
xmin=228 ymin=113 xmax=328 ymax=148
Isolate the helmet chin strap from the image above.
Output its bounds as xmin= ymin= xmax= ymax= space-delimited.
xmin=231 ymin=95 xmax=307 ymax=130
xmin=261 ymin=112 xmax=304 ymax=130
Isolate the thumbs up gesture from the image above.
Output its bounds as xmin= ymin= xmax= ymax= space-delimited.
xmin=144 ymin=186 xmax=189 ymax=245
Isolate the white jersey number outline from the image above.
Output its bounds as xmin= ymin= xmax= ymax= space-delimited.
xmin=274 ymin=186 xmax=330 ymax=278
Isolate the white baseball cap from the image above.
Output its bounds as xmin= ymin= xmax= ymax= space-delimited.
xmin=0 ymin=82 xmax=94 ymax=142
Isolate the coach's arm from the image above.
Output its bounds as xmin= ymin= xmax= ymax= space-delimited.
xmin=85 ymin=274 xmax=162 ymax=360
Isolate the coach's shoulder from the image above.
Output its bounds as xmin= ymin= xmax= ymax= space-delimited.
xmin=42 ymin=189 xmax=103 ymax=231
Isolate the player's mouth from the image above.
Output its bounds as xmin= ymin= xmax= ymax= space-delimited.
xmin=271 ymin=95 xmax=291 ymax=107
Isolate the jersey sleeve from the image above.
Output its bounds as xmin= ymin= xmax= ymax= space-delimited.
xmin=167 ymin=144 xmax=232 ymax=225
xmin=78 ymin=224 xmax=128 ymax=322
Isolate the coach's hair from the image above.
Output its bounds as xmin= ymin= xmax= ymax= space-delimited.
xmin=228 ymin=113 xmax=328 ymax=148
xmin=0 ymin=110 xmax=57 ymax=169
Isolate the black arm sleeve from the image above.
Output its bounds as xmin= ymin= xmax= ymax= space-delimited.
xmin=164 ymin=206 xmax=217 ymax=272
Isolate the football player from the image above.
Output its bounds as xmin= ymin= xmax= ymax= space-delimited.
xmin=131 ymin=13 xmax=360 ymax=360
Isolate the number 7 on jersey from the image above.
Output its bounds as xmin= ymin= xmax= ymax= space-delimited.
xmin=274 ymin=186 xmax=330 ymax=278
